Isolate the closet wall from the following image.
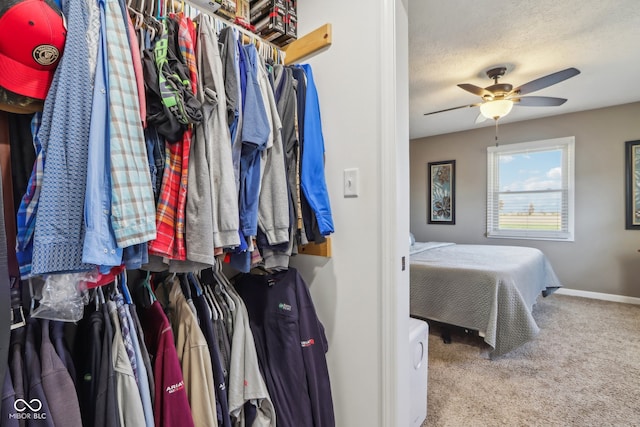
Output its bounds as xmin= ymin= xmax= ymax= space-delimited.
xmin=291 ymin=1 xmax=411 ymax=426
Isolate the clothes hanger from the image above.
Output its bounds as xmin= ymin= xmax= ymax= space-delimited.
xmin=110 ymin=274 xmax=122 ymax=303
xmin=138 ymin=271 xmax=157 ymax=307
xmin=156 ymin=273 xmax=173 ymax=309
xmin=28 ymin=278 xmax=36 ymax=317
xmin=213 ymin=259 xmax=236 ymax=312
xmin=178 ymin=274 xmax=192 ymax=302
xmin=201 ymin=272 xmax=223 ymax=321
xmin=97 ymin=286 xmax=106 ymax=306
xmin=187 ymin=273 xmax=202 ymax=297
xmin=120 ymin=271 xmax=133 ymax=305
xmin=185 ymin=273 xmax=213 ymax=320
xmin=91 ymin=289 xmax=100 ymax=312
xmin=147 ymin=272 xmax=157 ymax=302
xmin=205 ymin=284 xmax=220 ymax=321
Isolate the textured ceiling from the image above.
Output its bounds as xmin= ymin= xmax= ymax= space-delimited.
xmin=409 ymin=0 xmax=640 ymax=139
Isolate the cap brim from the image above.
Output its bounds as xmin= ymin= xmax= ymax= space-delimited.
xmin=0 ymin=50 xmax=54 ymax=100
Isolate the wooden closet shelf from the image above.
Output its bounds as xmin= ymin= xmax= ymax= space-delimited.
xmin=283 ymin=23 xmax=332 ymax=65
xmin=299 ymin=237 xmax=332 ymax=257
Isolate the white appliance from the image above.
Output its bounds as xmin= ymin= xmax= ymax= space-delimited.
xmin=409 ymin=317 xmax=428 ymax=427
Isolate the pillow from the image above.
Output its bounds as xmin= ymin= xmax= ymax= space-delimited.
xmin=409 ymin=232 xmax=416 ymax=246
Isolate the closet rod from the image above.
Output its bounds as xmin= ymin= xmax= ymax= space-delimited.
xmin=178 ymin=1 xmax=332 ymax=66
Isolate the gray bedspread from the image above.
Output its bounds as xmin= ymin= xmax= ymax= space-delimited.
xmin=409 ymin=243 xmax=561 ymax=358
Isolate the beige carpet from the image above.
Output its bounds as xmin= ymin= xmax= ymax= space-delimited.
xmin=421 ymin=294 xmax=640 ymax=426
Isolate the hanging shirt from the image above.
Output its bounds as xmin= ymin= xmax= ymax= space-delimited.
xmin=0 ymin=166 xmax=8 ymax=387
xmin=1 ymin=367 xmax=18 ymax=427
xmin=31 ymin=0 xmax=95 ymax=275
xmin=257 ymin=55 xmax=289 ymax=247
xmin=185 ymin=15 xmax=240 ymax=268
xmin=74 ymin=309 xmax=104 ymax=426
xmin=290 ymin=67 xmax=312 ymax=245
xmin=83 ymin=4 xmax=123 ymax=269
xmin=139 ymin=301 xmax=195 ymax=427
xmin=238 ymin=44 xmax=270 ymax=238
xmin=105 ymin=0 xmax=156 ymax=248
xmin=24 ymin=319 xmax=55 ymax=426
xmin=149 ymin=137 xmax=182 ymax=260
xmin=219 ymin=27 xmax=240 ymax=146
xmin=50 ymin=321 xmax=76 ymax=385
xmin=113 ymin=295 xmax=139 ymax=385
xmin=123 ymin=243 xmax=149 ymax=270
xmin=39 ymin=319 xmax=83 ymax=427
xmin=9 ymin=327 xmax=26 ymax=418
xmin=192 ymin=292 xmax=232 ymax=427
xmin=121 ymin=301 xmax=155 ymax=427
xmin=124 ymin=11 xmax=147 ymax=127
xmin=107 ymin=300 xmax=146 ymax=426
xmin=298 ymin=65 xmax=334 ymax=237
xmin=127 ymin=303 xmax=155 ymax=404
xmin=259 ymin=65 xmax=300 ymax=267
xmin=174 ymin=15 xmax=198 ymax=261
xmin=98 ymin=303 xmax=121 ymax=427
xmin=234 ymin=268 xmax=335 ymax=427
xmin=157 ymin=277 xmax=218 ymax=427
xmin=223 ymin=281 xmax=276 ymax=426
xmin=149 ymin=18 xmax=189 ymax=261
xmin=14 ymin=113 xmax=42 ymax=279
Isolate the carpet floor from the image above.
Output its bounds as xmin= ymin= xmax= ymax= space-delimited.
xmin=421 ymin=294 xmax=640 ymax=426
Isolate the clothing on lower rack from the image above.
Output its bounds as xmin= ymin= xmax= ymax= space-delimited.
xmin=234 ymin=267 xmax=335 ymax=427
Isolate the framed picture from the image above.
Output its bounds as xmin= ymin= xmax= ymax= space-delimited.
xmin=625 ymin=140 xmax=640 ymax=229
xmin=428 ymin=160 xmax=455 ymax=224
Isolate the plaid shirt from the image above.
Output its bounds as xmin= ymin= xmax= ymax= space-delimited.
xmin=150 ymin=15 xmax=197 ymax=261
xmin=176 ymin=16 xmax=197 ymax=260
xmin=105 ymin=0 xmax=156 ymax=248
xmin=149 ymin=139 xmax=182 ymax=259
xmin=15 ymin=113 xmax=43 ymax=278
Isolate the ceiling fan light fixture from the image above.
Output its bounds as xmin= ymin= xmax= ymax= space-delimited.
xmin=480 ymin=99 xmax=514 ymax=120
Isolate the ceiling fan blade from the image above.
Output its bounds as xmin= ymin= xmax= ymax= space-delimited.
xmin=458 ymin=83 xmax=493 ymax=98
xmin=511 ymin=67 xmax=580 ymax=96
xmin=475 ymin=113 xmax=488 ymax=124
xmin=424 ymin=103 xmax=481 ymax=115
xmin=512 ymin=96 xmax=568 ymax=107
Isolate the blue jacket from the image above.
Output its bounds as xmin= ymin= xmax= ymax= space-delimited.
xmin=298 ymin=65 xmax=334 ymax=236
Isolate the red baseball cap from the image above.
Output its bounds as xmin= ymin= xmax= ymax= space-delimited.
xmin=0 ymin=0 xmax=66 ymax=100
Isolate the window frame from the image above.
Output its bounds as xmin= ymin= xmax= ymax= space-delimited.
xmin=486 ymin=136 xmax=575 ymax=241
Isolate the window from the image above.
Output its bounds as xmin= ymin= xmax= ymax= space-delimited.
xmin=487 ymin=137 xmax=575 ymax=241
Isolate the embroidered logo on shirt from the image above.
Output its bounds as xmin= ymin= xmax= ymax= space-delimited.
xmin=278 ymin=303 xmax=292 ymax=311
xmin=301 ymin=338 xmax=315 ymax=347
xmin=166 ymin=381 xmax=185 ymax=394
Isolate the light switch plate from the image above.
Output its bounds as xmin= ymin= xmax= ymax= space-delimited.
xmin=344 ymin=168 xmax=359 ymax=197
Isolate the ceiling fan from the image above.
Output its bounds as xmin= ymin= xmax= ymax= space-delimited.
xmin=424 ymin=67 xmax=581 ymax=123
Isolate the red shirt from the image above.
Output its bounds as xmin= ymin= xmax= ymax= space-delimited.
xmin=139 ymin=301 xmax=195 ymax=427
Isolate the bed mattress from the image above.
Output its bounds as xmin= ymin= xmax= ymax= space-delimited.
xmin=409 ymin=242 xmax=561 ymax=357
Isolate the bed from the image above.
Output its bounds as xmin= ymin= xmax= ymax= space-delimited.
xmin=409 ymin=241 xmax=561 ymax=358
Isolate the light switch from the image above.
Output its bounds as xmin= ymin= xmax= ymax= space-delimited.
xmin=343 ymin=168 xmax=359 ymax=197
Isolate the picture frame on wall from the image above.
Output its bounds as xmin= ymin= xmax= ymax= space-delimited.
xmin=625 ymin=140 xmax=640 ymax=230
xmin=428 ymin=160 xmax=455 ymax=224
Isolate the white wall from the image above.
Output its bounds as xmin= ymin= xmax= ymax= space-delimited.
xmin=410 ymin=102 xmax=640 ymax=298
xmin=290 ymin=1 xmax=410 ymax=426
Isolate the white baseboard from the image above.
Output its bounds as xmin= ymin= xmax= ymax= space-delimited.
xmin=555 ymin=288 xmax=640 ymax=305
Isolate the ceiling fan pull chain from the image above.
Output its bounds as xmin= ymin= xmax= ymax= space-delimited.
xmin=494 ymin=119 xmax=499 ymax=146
